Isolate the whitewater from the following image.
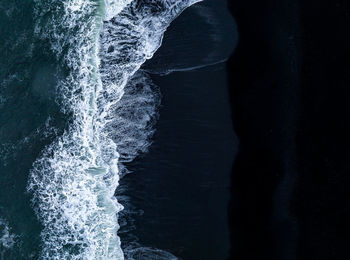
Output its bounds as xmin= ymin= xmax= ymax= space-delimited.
xmin=26 ymin=0 xmax=201 ymax=259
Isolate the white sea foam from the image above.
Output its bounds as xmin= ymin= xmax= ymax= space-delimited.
xmin=28 ymin=0 xmax=201 ymax=259
xmin=108 ymin=71 xmax=161 ymax=177
xmin=0 ymin=218 xmax=16 ymax=250
xmin=103 ymin=0 xmax=133 ymax=21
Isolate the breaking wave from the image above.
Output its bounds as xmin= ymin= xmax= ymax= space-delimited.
xmin=27 ymin=0 xmax=201 ymax=259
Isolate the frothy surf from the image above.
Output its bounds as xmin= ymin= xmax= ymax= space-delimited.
xmin=0 ymin=218 xmax=16 ymax=251
xmin=27 ymin=0 xmax=201 ymax=259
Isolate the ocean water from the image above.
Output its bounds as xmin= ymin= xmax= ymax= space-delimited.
xmin=0 ymin=0 xmax=205 ymax=259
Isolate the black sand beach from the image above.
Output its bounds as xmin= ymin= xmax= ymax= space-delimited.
xmin=1 ymin=0 xmax=349 ymax=258
xmin=227 ymin=0 xmax=350 ymax=259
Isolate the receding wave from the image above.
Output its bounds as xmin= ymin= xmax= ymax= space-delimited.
xmin=108 ymin=71 xmax=161 ymax=177
xmin=27 ymin=0 xmax=201 ymax=259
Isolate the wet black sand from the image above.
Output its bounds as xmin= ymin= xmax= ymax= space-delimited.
xmin=227 ymin=0 xmax=350 ymax=259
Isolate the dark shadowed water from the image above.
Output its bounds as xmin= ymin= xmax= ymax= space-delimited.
xmin=117 ymin=1 xmax=238 ymax=258
xmin=118 ymin=63 xmax=238 ymax=259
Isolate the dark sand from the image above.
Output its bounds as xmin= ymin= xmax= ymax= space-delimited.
xmin=227 ymin=0 xmax=350 ymax=259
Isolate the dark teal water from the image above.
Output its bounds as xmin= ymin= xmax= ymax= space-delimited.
xmin=0 ymin=1 xmax=65 ymax=258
